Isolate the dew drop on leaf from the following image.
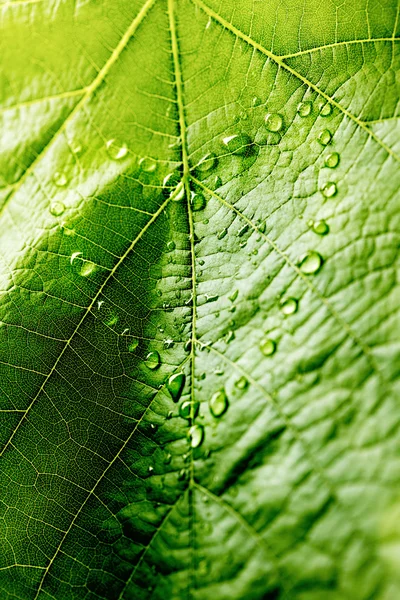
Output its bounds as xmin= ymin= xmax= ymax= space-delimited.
xmin=311 ymin=220 xmax=329 ymax=235
xmin=173 ymin=182 xmax=186 ymax=202
xmin=144 ymin=351 xmax=161 ymax=370
xmin=297 ymin=101 xmax=312 ymax=117
xmin=167 ymin=241 xmax=176 ymax=252
xmin=299 ymin=251 xmax=323 ymax=274
xmin=106 ymin=139 xmax=128 ymax=160
xmin=53 ymin=171 xmax=68 ymax=187
xmin=280 ymin=297 xmax=298 ymax=315
xmin=197 ymin=152 xmax=218 ymax=172
xmin=79 ymin=261 xmax=96 ymax=277
xmin=128 ymin=339 xmax=139 ymax=352
xmin=138 ymin=157 xmax=157 ymax=172
xmin=324 ymin=152 xmax=340 ymax=168
xmin=259 ymin=338 xmax=276 ymax=356
xmin=252 ymin=96 xmax=262 ymax=107
xmin=318 ymin=129 xmax=332 ymax=146
xmin=222 ymin=133 xmax=253 ymax=155
xmin=238 ymin=224 xmax=249 ymax=237
xmin=191 ymin=192 xmax=206 ymax=211
xmin=264 ymin=113 xmax=283 ymax=132
xmin=188 ymin=424 xmax=204 ymax=448
xmin=209 ymin=389 xmax=229 ymax=417
xmin=319 ymin=102 xmax=333 ymax=117
xmin=229 ymin=289 xmax=239 ymax=302
xmin=50 ymin=201 xmax=65 ymax=217
xmin=321 ymin=181 xmax=337 ymax=198
xmin=167 ymin=372 xmax=185 ymax=402
xmin=179 ymin=400 xmax=200 ymax=420
xmin=217 ymin=228 xmax=227 ymax=240
xmin=235 ymin=376 xmax=248 ymax=390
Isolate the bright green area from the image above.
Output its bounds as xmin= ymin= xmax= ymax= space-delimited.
xmin=1 ymin=0 xmax=400 ymax=598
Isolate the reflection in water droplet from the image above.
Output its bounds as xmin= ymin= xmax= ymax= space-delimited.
xmin=191 ymin=192 xmax=206 ymax=211
xmin=70 ymin=251 xmax=82 ymax=264
xmin=265 ymin=113 xmax=283 ymax=132
xmin=144 ymin=351 xmax=161 ymax=370
xmin=280 ymin=297 xmax=298 ymax=315
xmin=197 ymin=152 xmax=218 ymax=172
xmin=217 ymin=228 xmax=227 ymax=240
xmin=173 ymin=182 xmax=186 ymax=202
xmin=222 ymin=133 xmax=253 ymax=156
xmin=128 ymin=339 xmax=139 ymax=352
xmin=318 ymin=129 xmax=332 ymax=146
xmin=311 ymin=220 xmax=329 ymax=235
xmin=324 ymin=152 xmax=340 ymax=168
xmin=297 ymin=101 xmax=312 ymax=117
xmin=235 ymin=376 xmax=248 ymax=390
xmin=179 ymin=400 xmax=200 ymax=420
xmin=260 ymin=338 xmax=276 ymax=356
xmin=148 ymin=466 xmax=154 ymax=473
xmin=53 ymin=172 xmax=68 ymax=187
xmin=106 ymin=139 xmax=128 ymax=160
xmin=139 ymin=157 xmax=157 ymax=172
xmin=321 ymin=181 xmax=337 ymax=198
xmin=79 ymin=261 xmax=96 ymax=277
xmin=50 ymin=201 xmax=65 ymax=217
xmin=188 ymin=424 xmax=204 ymax=448
xmin=167 ymin=373 xmax=185 ymax=402
xmin=319 ymin=102 xmax=332 ymax=117
xmin=209 ymin=389 xmax=229 ymax=417
xmin=299 ymin=251 xmax=323 ymax=274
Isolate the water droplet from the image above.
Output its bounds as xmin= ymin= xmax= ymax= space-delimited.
xmin=173 ymin=182 xmax=186 ymax=202
xmin=167 ymin=240 xmax=176 ymax=251
xmin=50 ymin=201 xmax=65 ymax=217
xmin=299 ymin=251 xmax=323 ymax=274
xmin=318 ymin=129 xmax=332 ymax=146
xmin=209 ymin=389 xmax=229 ymax=418
xmin=79 ymin=260 xmax=96 ymax=277
xmin=163 ymin=338 xmax=175 ymax=349
xmin=265 ymin=113 xmax=283 ymax=132
xmin=106 ymin=139 xmax=128 ymax=160
xmin=238 ymin=224 xmax=249 ymax=237
xmin=191 ymin=192 xmax=206 ymax=211
xmin=164 ymin=452 xmax=172 ymax=464
xmin=324 ymin=152 xmax=340 ymax=168
xmin=162 ymin=170 xmax=181 ymax=196
xmin=128 ymin=339 xmax=139 ymax=352
xmin=258 ymin=221 xmax=266 ymax=233
xmin=188 ymin=424 xmax=204 ymax=448
xmin=105 ymin=314 xmax=118 ymax=327
xmin=260 ymin=338 xmax=276 ymax=356
xmin=319 ymin=102 xmax=332 ymax=117
xmin=321 ymin=181 xmax=337 ymax=198
xmin=71 ymin=141 xmax=82 ymax=155
xmin=53 ymin=171 xmax=68 ymax=187
xmin=280 ymin=297 xmax=298 ymax=315
xmin=222 ymin=133 xmax=253 ymax=156
xmin=297 ymin=101 xmax=312 ymax=117
xmin=167 ymin=373 xmax=185 ymax=402
xmin=205 ymin=293 xmax=218 ymax=303
xmin=138 ymin=157 xmax=157 ymax=173
xmin=311 ymin=220 xmax=329 ymax=235
xmin=178 ymin=469 xmax=188 ymax=481
xmin=229 ymin=290 xmax=238 ymax=302
xmin=179 ymin=400 xmax=200 ymax=420
xmin=252 ymin=96 xmax=262 ymax=107
xmin=235 ymin=376 xmax=248 ymax=390
xmin=197 ymin=152 xmax=217 ymax=172
xmin=148 ymin=465 xmax=154 ymax=473
xmin=217 ymin=228 xmax=227 ymax=240
xmin=184 ymin=339 xmax=192 ymax=353
xmin=144 ymin=351 xmax=161 ymax=370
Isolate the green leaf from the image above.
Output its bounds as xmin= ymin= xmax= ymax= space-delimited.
xmin=1 ymin=0 xmax=400 ymax=598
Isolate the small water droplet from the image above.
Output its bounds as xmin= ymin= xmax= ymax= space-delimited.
xmin=238 ymin=224 xmax=249 ymax=237
xmin=148 ymin=465 xmax=154 ymax=473
xmin=191 ymin=192 xmax=206 ymax=211
xmin=138 ymin=157 xmax=157 ymax=172
xmin=260 ymin=338 xmax=276 ymax=356
xmin=217 ymin=228 xmax=227 ymax=240
xmin=299 ymin=251 xmax=323 ymax=274
xmin=319 ymin=102 xmax=332 ymax=117
xmin=128 ymin=339 xmax=139 ymax=352
xmin=209 ymin=389 xmax=229 ymax=418
xmin=188 ymin=424 xmax=204 ymax=448
xmin=324 ymin=152 xmax=340 ymax=168
xmin=50 ymin=201 xmax=65 ymax=217
xmin=205 ymin=293 xmax=218 ymax=303
xmin=163 ymin=338 xmax=175 ymax=349
xmin=222 ymin=133 xmax=253 ymax=156
xmin=53 ymin=171 xmax=68 ymax=187
xmin=163 ymin=170 xmax=181 ymax=196
xmin=318 ymin=129 xmax=332 ymax=146
xmin=229 ymin=290 xmax=238 ymax=302
xmin=280 ymin=297 xmax=298 ymax=315
xmin=106 ymin=139 xmax=128 ymax=160
xmin=184 ymin=339 xmax=192 ymax=353
xmin=226 ymin=330 xmax=235 ymax=343
xmin=252 ymin=96 xmax=262 ymax=107
xmin=178 ymin=468 xmax=188 ymax=481
xmin=321 ymin=181 xmax=337 ymax=198
xmin=105 ymin=314 xmax=118 ymax=327
xmin=235 ymin=376 xmax=248 ymax=390
xmin=213 ymin=175 xmax=222 ymax=189
xmin=258 ymin=221 xmax=266 ymax=233
xmin=79 ymin=260 xmax=96 ymax=277
xmin=311 ymin=219 xmax=329 ymax=235
xmin=297 ymin=101 xmax=312 ymax=117
xmin=144 ymin=351 xmax=161 ymax=370
xmin=265 ymin=113 xmax=283 ymax=132
xmin=179 ymin=400 xmax=200 ymax=420
xmin=167 ymin=373 xmax=185 ymax=402
xmin=167 ymin=240 xmax=176 ymax=252
xmin=164 ymin=452 xmax=172 ymax=464
xmin=197 ymin=152 xmax=217 ymax=172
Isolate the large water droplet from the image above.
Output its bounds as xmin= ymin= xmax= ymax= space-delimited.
xmin=310 ymin=219 xmax=329 ymax=235
xmin=128 ymin=339 xmax=139 ymax=352
xmin=321 ymin=181 xmax=337 ymax=198
xmin=139 ymin=157 xmax=157 ymax=172
xmin=222 ymin=133 xmax=252 ymax=156
xmin=318 ymin=129 xmax=332 ymax=146
xmin=53 ymin=171 xmax=68 ymax=187
xmin=260 ymin=338 xmax=276 ymax=356
xmin=179 ymin=400 xmax=200 ymax=420
xmin=50 ymin=201 xmax=65 ymax=217
xmin=197 ymin=153 xmax=217 ymax=172
xmin=209 ymin=389 xmax=229 ymax=417
xmin=167 ymin=373 xmax=185 ymax=402
xmin=106 ymin=139 xmax=128 ymax=160
xmin=299 ymin=251 xmax=323 ymax=274
xmin=324 ymin=152 xmax=340 ymax=168
xmin=144 ymin=351 xmax=161 ymax=370
xmin=265 ymin=113 xmax=283 ymax=132
xmin=280 ymin=297 xmax=298 ymax=315
xmin=235 ymin=376 xmax=248 ymax=390
xmin=319 ymin=102 xmax=332 ymax=117
xmin=188 ymin=424 xmax=204 ymax=448
xmin=297 ymin=101 xmax=312 ymax=117
xmin=191 ymin=192 xmax=206 ymax=211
